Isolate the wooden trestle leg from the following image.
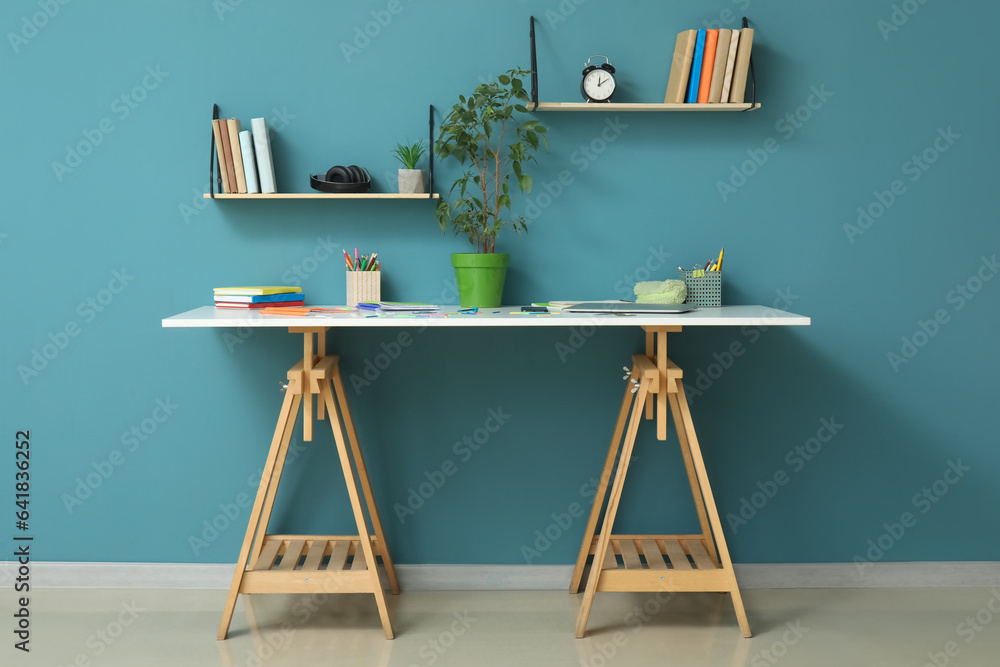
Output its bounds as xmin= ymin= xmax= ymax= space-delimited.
xmin=572 ymin=327 xmax=751 ymax=639
xmin=217 ymin=328 xmax=397 ymax=640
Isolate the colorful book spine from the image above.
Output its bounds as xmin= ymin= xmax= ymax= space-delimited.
xmin=211 ymin=119 xmax=231 ymax=194
xmin=239 ymin=130 xmax=260 ymax=194
xmin=214 ymin=292 xmax=304 ymax=304
xmin=214 ymin=286 xmax=303 ymax=296
xmin=708 ymin=29 xmax=732 ymax=103
xmin=227 ymin=118 xmax=247 ymax=194
xmin=729 ymin=27 xmax=755 ymax=103
xmin=696 ymin=29 xmax=719 ymax=103
xmin=219 ymin=119 xmax=238 ymax=194
xmin=685 ymin=30 xmax=706 ymax=104
xmin=664 ymin=29 xmax=697 ymax=104
xmin=214 ymin=301 xmax=304 ymax=309
xmin=251 ymin=117 xmax=277 ymax=194
xmin=720 ymin=30 xmax=741 ymax=102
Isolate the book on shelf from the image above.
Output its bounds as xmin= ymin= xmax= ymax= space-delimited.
xmin=215 ymin=300 xmax=304 ymax=309
xmin=720 ymin=30 xmax=741 ymax=102
xmin=251 ymin=117 xmax=277 ymax=194
xmin=219 ymin=119 xmax=238 ymax=194
xmin=213 ymin=286 xmax=302 ymax=296
xmin=238 ymin=130 xmax=260 ymax=194
xmin=696 ymin=29 xmax=719 ymax=103
xmin=664 ymin=29 xmax=697 ymax=104
xmin=211 ymin=119 xmax=232 ymax=194
xmin=729 ymin=27 xmax=754 ymax=103
xmin=227 ymin=118 xmax=247 ymax=194
xmin=663 ymin=23 xmax=753 ymax=105
xmin=214 ymin=292 xmax=303 ymax=304
xmin=684 ymin=29 xmax=706 ymax=103
xmin=708 ymin=29 xmax=733 ymax=103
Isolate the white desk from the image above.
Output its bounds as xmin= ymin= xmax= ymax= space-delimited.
xmin=163 ymin=305 xmax=810 ymax=329
xmin=163 ymin=305 xmax=810 ymax=639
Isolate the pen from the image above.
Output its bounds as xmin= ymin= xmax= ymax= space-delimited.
xmin=355 ymin=248 xmax=359 ymax=271
xmin=369 ymin=252 xmax=378 ymax=270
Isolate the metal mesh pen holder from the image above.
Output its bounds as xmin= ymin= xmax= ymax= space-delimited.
xmin=681 ymin=270 xmax=722 ymax=307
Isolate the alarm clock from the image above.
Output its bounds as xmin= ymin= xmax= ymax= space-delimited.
xmin=581 ymin=55 xmax=616 ymax=103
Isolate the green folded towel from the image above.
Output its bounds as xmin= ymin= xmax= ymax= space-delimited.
xmin=634 ymin=279 xmax=687 ymax=304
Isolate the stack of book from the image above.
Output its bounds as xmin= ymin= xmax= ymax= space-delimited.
xmin=211 ymin=116 xmax=278 ymax=194
xmin=664 ymin=27 xmax=754 ymax=104
xmin=214 ymin=286 xmax=304 ymax=309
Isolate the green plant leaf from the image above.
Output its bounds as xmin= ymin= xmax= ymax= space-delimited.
xmin=433 ymin=69 xmax=548 ymax=251
xmin=391 ymin=140 xmax=427 ymax=169
xmin=435 ymin=200 xmax=450 ymax=232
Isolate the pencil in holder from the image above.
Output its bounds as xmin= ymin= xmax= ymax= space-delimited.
xmin=680 ymin=270 xmax=722 ymax=307
xmin=346 ymin=270 xmax=380 ymax=305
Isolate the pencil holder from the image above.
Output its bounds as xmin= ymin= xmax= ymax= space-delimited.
xmin=346 ymin=271 xmax=380 ymax=306
xmin=680 ymin=270 xmax=722 ymax=307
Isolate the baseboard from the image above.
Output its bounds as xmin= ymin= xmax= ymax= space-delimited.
xmin=3 ymin=561 xmax=997 ymax=590
xmin=397 ymin=565 xmax=575 ymax=590
xmin=4 ymin=561 xmax=236 ymax=590
xmin=733 ymin=562 xmax=1000 ymax=588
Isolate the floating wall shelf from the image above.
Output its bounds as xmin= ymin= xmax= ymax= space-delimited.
xmin=526 ymin=16 xmax=759 ymax=113
xmin=207 ymin=104 xmax=438 ymax=199
xmin=203 ymin=193 xmax=439 ymax=200
xmin=529 ymin=102 xmax=760 ymax=112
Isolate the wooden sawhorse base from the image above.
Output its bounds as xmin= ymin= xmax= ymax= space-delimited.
xmin=217 ymin=327 xmax=399 ymax=640
xmin=570 ymin=326 xmax=751 ymax=639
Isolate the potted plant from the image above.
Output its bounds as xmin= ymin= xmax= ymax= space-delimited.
xmin=392 ymin=140 xmax=427 ymax=194
xmin=434 ymin=68 xmax=547 ymax=308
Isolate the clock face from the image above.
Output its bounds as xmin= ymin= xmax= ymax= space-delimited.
xmin=582 ymin=69 xmax=615 ymax=101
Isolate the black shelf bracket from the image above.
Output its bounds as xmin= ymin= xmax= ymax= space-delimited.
xmin=529 ymin=15 xmax=538 ymax=110
xmin=742 ymin=16 xmax=756 ymax=111
xmin=209 ymin=103 xmax=221 ymax=197
xmin=428 ymin=104 xmax=435 ymax=200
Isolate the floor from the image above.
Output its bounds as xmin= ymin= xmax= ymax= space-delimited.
xmin=7 ymin=587 xmax=1000 ymax=666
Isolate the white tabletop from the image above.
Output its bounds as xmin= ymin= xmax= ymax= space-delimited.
xmin=162 ymin=305 xmax=810 ymax=329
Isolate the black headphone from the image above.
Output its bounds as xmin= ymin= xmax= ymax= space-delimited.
xmin=310 ymin=165 xmax=371 ymax=193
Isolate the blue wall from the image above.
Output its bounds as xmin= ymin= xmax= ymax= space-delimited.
xmin=2 ymin=0 xmax=997 ymax=567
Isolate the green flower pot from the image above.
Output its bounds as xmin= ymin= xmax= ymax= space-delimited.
xmin=451 ymin=253 xmax=510 ymax=308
